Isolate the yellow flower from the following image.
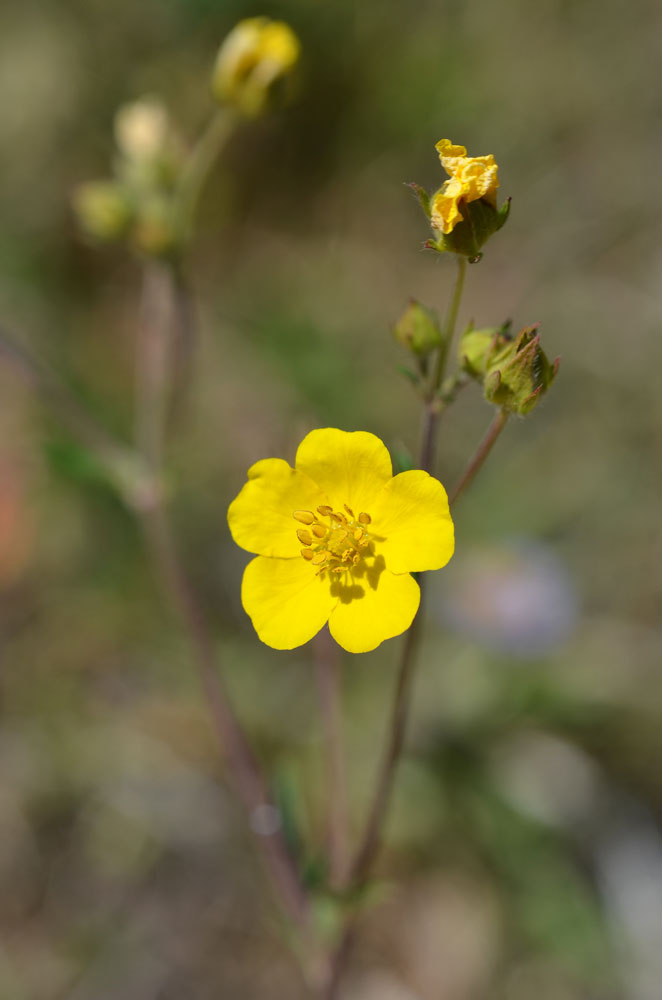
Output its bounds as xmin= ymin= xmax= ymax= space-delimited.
xmin=212 ymin=17 xmax=300 ymax=117
xmin=228 ymin=429 xmax=454 ymax=654
xmin=431 ymin=139 xmax=500 ymax=235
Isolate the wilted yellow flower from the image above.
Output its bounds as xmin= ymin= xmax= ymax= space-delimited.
xmin=431 ymin=139 xmax=499 ymax=235
xmin=212 ymin=17 xmax=300 ymax=116
xmin=228 ymin=429 xmax=454 ymax=653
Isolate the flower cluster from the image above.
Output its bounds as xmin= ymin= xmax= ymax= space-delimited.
xmin=228 ymin=429 xmax=454 ymax=653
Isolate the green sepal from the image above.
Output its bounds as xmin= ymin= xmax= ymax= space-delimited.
xmin=407 ymin=182 xmax=431 ymax=218
xmin=426 ymin=195 xmax=512 ymax=262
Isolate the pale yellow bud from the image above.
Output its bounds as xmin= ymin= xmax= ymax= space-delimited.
xmin=114 ymin=98 xmax=169 ymax=161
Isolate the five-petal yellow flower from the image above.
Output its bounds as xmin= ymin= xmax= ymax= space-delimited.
xmin=431 ymin=139 xmax=500 ymax=235
xmin=228 ymin=429 xmax=454 ymax=653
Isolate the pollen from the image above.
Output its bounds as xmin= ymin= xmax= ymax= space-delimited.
xmin=294 ymin=510 xmax=316 ymax=525
xmin=295 ymin=502 xmax=375 ymax=577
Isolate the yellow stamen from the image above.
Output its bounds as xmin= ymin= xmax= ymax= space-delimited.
xmin=353 ymin=528 xmax=363 ymax=541
xmin=294 ymin=510 xmax=316 ymax=525
xmin=317 ymin=505 xmax=333 ymax=516
xmin=358 ymin=512 xmax=371 ymax=525
xmin=297 ymin=528 xmax=312 ymax=545
xmin=344 ymin=504 xmax=355 ymax=518
xmin=312 ymin=552 xmax=328 ymax=565
xmin=311 ymin=523 xmax=327 ymax=539
xmin=301 ymin=548 xmax=314 ymax=560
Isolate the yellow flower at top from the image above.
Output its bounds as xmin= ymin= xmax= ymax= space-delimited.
xmin=212 ymin=17 xmax=301 ymax=117
xmin=228 ymin=429 xmax=454 ymax=654
xmin=431 ymin=139 xmax=500 ymax=235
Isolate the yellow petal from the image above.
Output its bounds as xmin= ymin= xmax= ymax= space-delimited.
xmin=228 ymin=458 xmax=326 ymax=557
xmin=430 ymin=177 xmax=465 ymax=234
xmin=435 ymin=138 xmax=467 ymax=176
xmin=328 ymin=564 xmax=420 ymax=653
xmin=371 ymin=470 xmax=454 ymax=574
xmin=458 ymin=156 xmax=499 ymax=204
xmin=242 ymin=556 xmax=337 ymax=649
xmin=295 ymin=428 xmax=392 ymax=513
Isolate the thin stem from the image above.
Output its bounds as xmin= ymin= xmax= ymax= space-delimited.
xmin=177 ymin=109 xmax=235 ymax=242
xmin=313 ymin=628 xmax=348 ymax=888
xmin=132 ymin=264 xmax=312 ymax=932
xmin=449 ymin=408 xmax=509 ymax=506
xmin=139 ymin=498 xmax=310 ymax=928
xmin=432 ymin=254 xmax=466 ymax=393
xmin=135 ymin=263 xmax=173 ymax=472
xmin=322 ymin=257 xmax=470 ymax=998
xmin=421 ymin=255 xmax=468 ymax=474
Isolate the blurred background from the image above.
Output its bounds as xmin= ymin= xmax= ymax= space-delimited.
xmin=1 ymin=0 xmax=662 ymax=997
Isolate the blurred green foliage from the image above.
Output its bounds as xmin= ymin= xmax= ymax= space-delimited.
xmin=1 ymin=0 xmax=662 ymax=997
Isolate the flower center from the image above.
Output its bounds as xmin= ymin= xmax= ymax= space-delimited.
xmin=293 ymin=504 xmax=373 ymax=576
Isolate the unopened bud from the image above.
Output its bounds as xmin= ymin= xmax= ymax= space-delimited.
xmin=73 ymin=181 xmax=132 ymax=242
xmin=211 ymin=17 xmax=300 ymax=117
xmin=483 ymin=325 xmax=559 ymax=415
xmin=393 ymin=300 xmax=443 ymax=357
xmin=114 ymin=98 xmax=169 ymax=161
xmin=458 ymin=324 xmax=502 ymax=378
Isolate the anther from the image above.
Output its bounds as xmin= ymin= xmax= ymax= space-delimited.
xmin=358 ymin=512 xmax=371 ymax=525
xmin=330 ymin=512 xmax=346 ymax=525
xmin=353 ymin=528 xmax=363 ymax=541
xmin=312 ymin=552 xmax=328 ymax=565
xmin=332 ymin=566 xmax=345 ymax=574
xmin=344 ymin=504 xmax=355 ymax=518
xmin=297 ymin=529 xmax=313 ymax=545
xmin=317 ymin=505 xmax=333 ymax=516
xmin=352 ymin=553 xmax=360 ymax=565
xmin=301 ymin=548 xmax=314 ymax=560
xmin=294 ymin=510 xmax=316 ymax=525
xmin=311 ymin=524 xmax=327 ymax=539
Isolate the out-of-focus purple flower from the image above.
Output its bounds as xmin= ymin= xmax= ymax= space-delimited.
xmin=436 ymin=539 xmax=577 ymax=657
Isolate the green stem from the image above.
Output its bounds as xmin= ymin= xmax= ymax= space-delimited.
xmin=432 ymin=254 xmax=466 ymax=394
xmin=322 ymin=257 xmax=470 ymax=999
xmin=176 ymin=109 xmax=235 ymax=242
xmin=314 ymin=628 xmax=348 ymax=888
xmin=449 ymin=407 xmax=509 ymax=505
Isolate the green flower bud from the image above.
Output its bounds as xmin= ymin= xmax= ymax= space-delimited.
xmin=483 ymin=325 xmax=559 ymax=415
xmin=458 ymin=324 xmax=502 ymax=378
xmin=393 ymin=300 xmax=443 ymax=357
xmin=72 ymin=181 xmax=133 ymax=242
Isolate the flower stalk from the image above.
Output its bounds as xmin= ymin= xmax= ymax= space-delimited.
xmin=449 ymin=406 xmax=509 ymax=505
xmin=313 ymin=628 xmax=349 ymax=888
